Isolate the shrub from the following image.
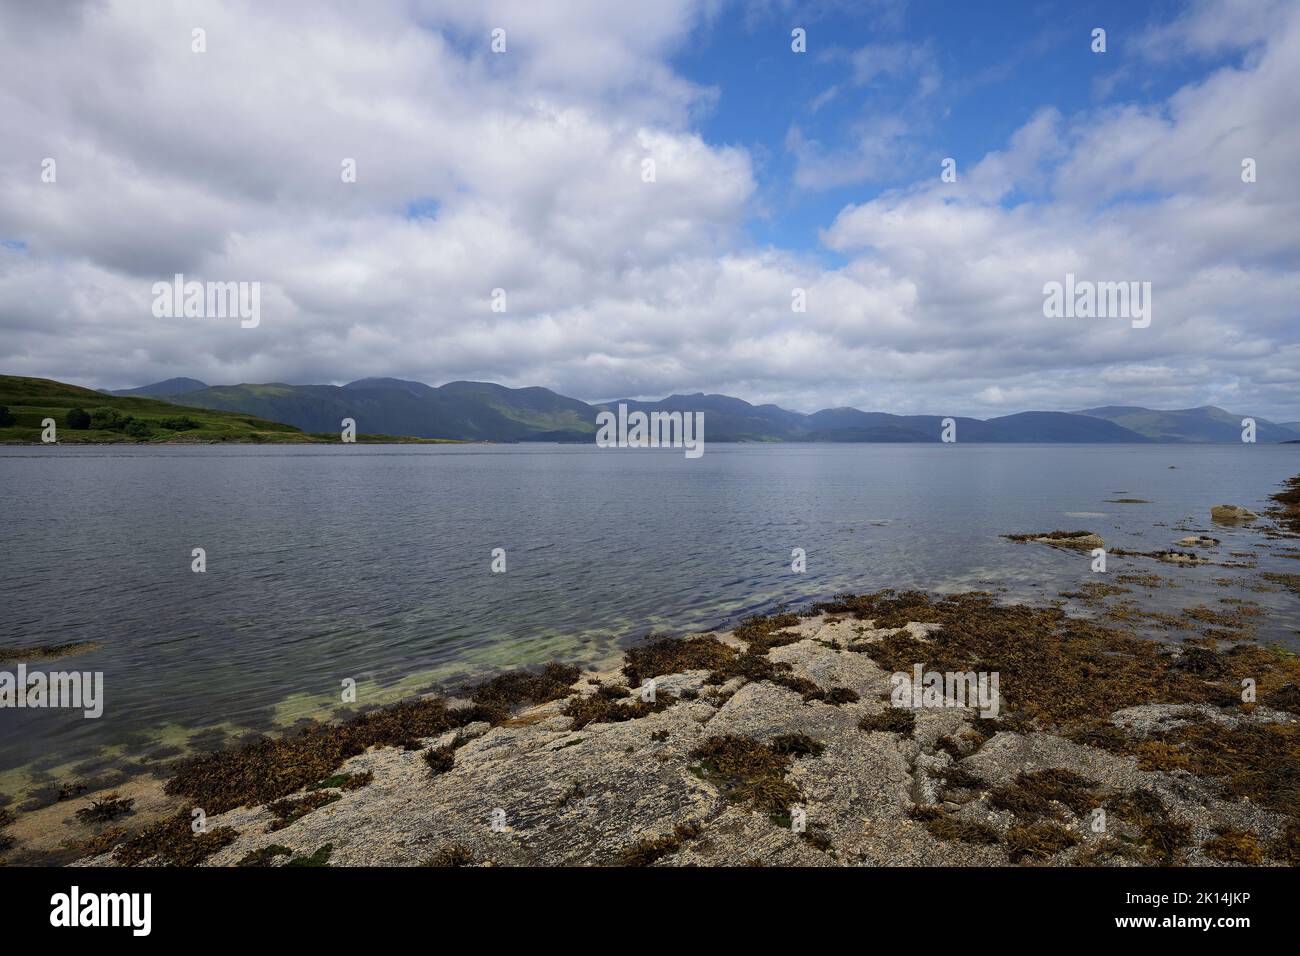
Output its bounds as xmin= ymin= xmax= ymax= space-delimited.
xmin=124 ymin=419 xmax=152 ymax=438
xmin=74 ymin=794 xmax=134 ymax=823
xmin=0 ymin=406 xmax=13 ymax=427
xmin=89 ymin=407 xmax=126 ymax=430
xmin=66 ymin=407 xmax=91 ymax=429
xmin=157 ymin=416 xmax=199 ymax=431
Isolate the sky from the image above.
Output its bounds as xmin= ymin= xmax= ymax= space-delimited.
xmin=0 ymin=0 xmax=1297 ymax=419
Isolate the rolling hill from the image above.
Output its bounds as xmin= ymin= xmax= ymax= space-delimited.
xmin=0 ymin=376 xmax=449 ymax=443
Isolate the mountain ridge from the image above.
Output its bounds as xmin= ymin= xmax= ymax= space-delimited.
xmin=99 ymin=375 xmax=1300 ymax=444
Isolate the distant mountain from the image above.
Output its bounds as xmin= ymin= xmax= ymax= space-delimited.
xmin=158 ymin=378 xmax=596 ymax=441
xmin=107 ymin=375 xmax=1298 ymax=443
xmin=977 ymin=411 xmax=1154 ymax=442
xmin=600 ymin=393 xmax=808 ymax=442
xmin=1074 ymin=405 xmax=1300 ymax=443
xmin=342 ymin=377 xmax=437 ymax=398
xmin=439 ymin=381 xmax=595 ymax=440
xmin=793 ymin=409 xmax=1146 ymax=443
xmin=112 ymin=377 xmax=208 ymax=397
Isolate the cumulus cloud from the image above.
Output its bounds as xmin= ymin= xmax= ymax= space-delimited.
xmin=0 ymin=0 xmax=1296 ymax=419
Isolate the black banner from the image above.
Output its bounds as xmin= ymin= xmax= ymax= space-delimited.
xmin=0 ymin=864 xmax=1276 ymax=941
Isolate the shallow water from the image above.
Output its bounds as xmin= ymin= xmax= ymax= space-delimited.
xmin=1 ymin=442 xmax=1297 ymax=792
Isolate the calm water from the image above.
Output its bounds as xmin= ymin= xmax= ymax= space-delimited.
xmin=2 ymin=443 xmax=1298 ymax=791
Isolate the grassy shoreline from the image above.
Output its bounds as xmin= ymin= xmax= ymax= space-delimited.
xmin=0 ymin=374 xmax=462 ymax=444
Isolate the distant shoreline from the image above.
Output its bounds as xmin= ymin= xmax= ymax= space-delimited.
xmin=5 ymin=437 xmax=1298 ymax=447
xmin=7 ymin=374 xmax=1299 ymax=445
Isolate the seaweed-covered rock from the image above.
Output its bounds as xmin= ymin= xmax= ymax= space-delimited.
xmin=1211 ymin=505 xmax=1257 ymax=523
xmin=1005 ymin=531 xmax=1103 ymax=550
xmin=62 ymin=593 xmax=1300 ymax=869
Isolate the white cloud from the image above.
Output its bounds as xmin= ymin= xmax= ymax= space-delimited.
xmin=1135 ymin=0 xmax=1289 ymax=61
xmin=0 ymin=0 xmax=1297 ymax=421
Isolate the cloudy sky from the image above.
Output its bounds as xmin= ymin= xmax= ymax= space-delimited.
xmin=1 ymin=0 xmax=1297 ymax=418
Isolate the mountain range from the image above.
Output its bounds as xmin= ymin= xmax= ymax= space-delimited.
xmin=105 ymin=377 xmax=1300 ymax=444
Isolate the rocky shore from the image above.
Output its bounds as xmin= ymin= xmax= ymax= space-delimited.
xmin=29 ymin=588 xmax=1295 ymax=868
xmin=3 ymin=485 xmax=1297 ymax=868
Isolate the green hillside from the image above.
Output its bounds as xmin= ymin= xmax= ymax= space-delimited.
xmin=0 ymin=375 xmax=452 ymax=444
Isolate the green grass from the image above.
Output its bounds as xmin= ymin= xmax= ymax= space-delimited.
xmin=0 ymin=375 xmax=457 ymax=444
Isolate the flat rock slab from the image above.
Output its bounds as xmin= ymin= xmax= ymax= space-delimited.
xmin=73 ymin=612 xmax=1297 ymax=868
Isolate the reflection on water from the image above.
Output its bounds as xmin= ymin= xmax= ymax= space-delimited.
xmin=1 ymin=442 xmax=1297 ymax=796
